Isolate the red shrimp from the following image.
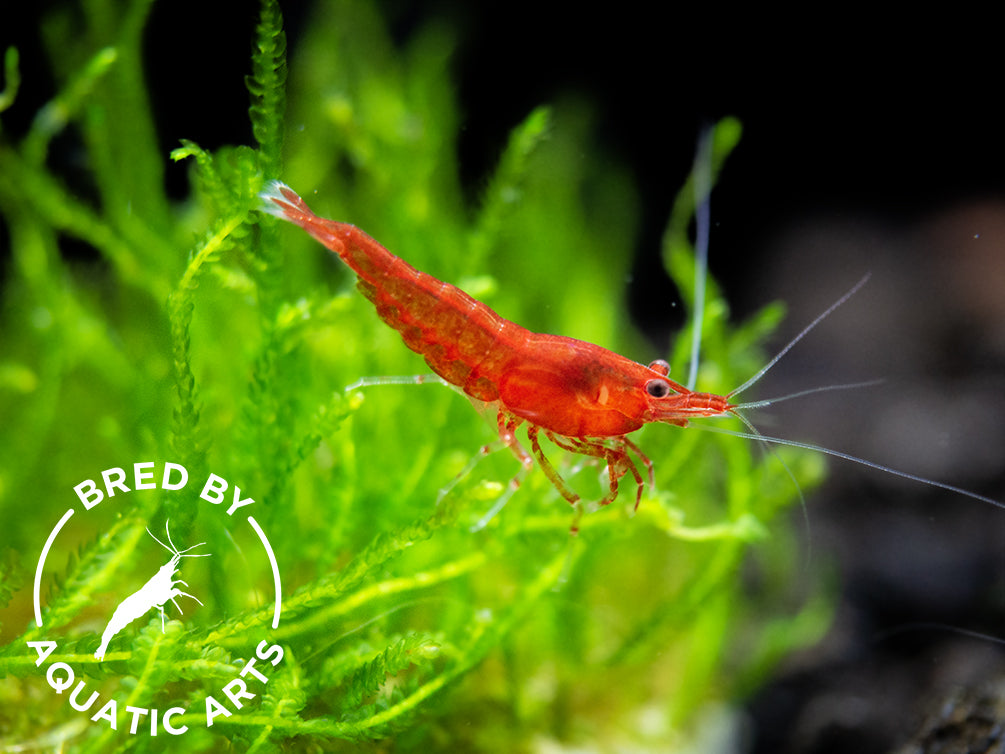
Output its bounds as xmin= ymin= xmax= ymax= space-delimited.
xmin=260 ymin=182 xmax=1003 ymax=520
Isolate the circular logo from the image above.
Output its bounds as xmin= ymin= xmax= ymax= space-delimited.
xmin=29 ymin=461 xmax=284 ymax=738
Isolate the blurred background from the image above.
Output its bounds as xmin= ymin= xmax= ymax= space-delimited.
xmin=3 ymin=2 xmax=1003 ymax=751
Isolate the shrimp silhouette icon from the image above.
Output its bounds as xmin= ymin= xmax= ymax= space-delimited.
xmin=94 ymin=522 xmax=210 ymax=661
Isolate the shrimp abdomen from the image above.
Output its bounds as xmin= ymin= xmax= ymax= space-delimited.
xmin=263 ymin=182 xmax=525 ymax=402
xmin=356 ymin=267 xmax=533 ymax=402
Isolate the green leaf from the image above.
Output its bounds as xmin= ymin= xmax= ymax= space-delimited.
xmin=0 ymin=47 xmax=21 ymax=116
xmin=248 ymin=0 xmax=288 ymax=178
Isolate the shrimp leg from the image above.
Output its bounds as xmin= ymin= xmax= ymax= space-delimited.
xmin=527 ymin=425 xmax=581 ymax=506
xmin=545 ymin=433 xmax=648 ymax=511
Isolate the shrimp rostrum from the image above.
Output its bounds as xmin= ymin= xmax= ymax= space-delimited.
xmin=261 ymin=182 xmax=1004 ymax=521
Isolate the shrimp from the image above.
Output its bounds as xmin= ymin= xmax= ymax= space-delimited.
xmin=94 ymin=521 xmax=210 ymax=661
xmin=260 ymin=182 xmax=1004 ymax=522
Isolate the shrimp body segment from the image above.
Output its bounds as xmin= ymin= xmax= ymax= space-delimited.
xmin=262 ymin=182 xmax=735 ymax=509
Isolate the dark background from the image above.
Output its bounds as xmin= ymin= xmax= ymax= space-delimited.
xmin=4 ymin=2 xmax=1005 ymax=752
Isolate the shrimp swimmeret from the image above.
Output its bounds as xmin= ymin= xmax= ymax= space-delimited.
xmin=260 ymin=181 xmax=1003 ymax=523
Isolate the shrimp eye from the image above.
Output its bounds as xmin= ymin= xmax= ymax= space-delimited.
xmin=645 ymin=378 xmax=672 ymax=399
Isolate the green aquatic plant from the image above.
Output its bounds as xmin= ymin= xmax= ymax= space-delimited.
xmin=0 ymin=0 xmax=830 ymax=751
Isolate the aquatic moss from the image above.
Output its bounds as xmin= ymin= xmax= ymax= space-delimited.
xmin=0 ymin=1 xmax=829 ymax=751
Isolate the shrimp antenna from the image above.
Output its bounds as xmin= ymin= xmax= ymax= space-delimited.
xmin=692 ymin=421 xmax=1005 ymax=511
xmin=873 ymin=622 xmax=1005 ymax=647
xmin=731 ymin=406 xmax=813 ymax=557
xmin=145 ymin=520 xmax=211 ymax=557
xmin=733 ymin=378 xmax=885 ymax=411
xmin=727 ymin=273 xmax=871 ymax=400
xmin=145 ymin=526 xmax=173 ymax=555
